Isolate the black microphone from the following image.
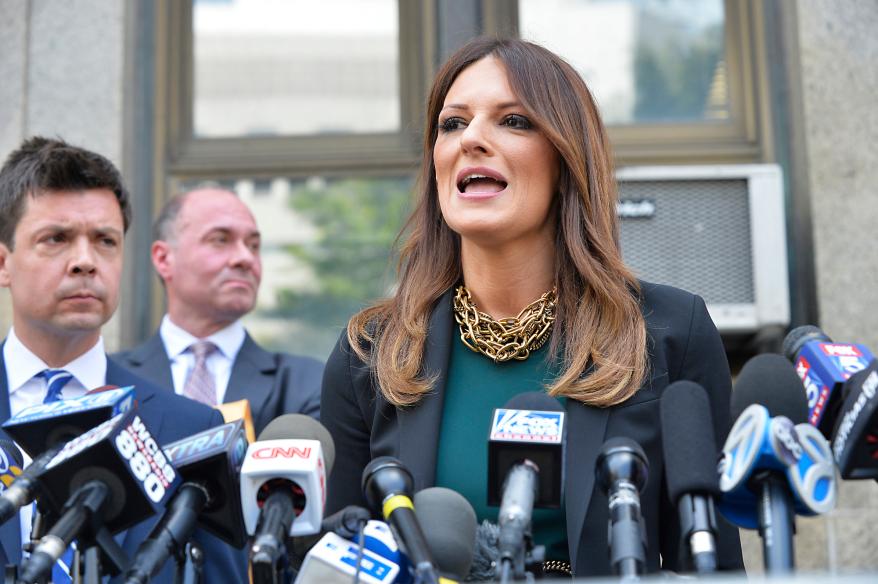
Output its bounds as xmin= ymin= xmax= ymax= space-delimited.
xmin=123 ymin=420 xmax=249 ymax=584
xmin=17 ymin=409 xmax=180 ymax=583
xmin=723 ymin=353 xmax=812 ymax=573
xmin=660 ymin=381 xmax=719 ymax=573
xmin=320 ymin=505 xmax=372 ymax=541
xmin=831 ymin=361 xmax=878 ymax=479
xmin=413 ymin=487 xmax=477 ymax=582
xmin=595 ymin=437 xmax=649 ymax=579
xmin=362 ymin=457 xmax=439 ymax=584
xmin=487 ymin=391 xmax=565 ymax=582
xmin=241 ymin=414 xmax=336 ymax=584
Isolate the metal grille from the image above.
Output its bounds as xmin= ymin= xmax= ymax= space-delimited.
xmin=617 ymin=179 xmax=754 ymax=304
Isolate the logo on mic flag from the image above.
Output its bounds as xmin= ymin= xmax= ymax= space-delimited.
xmin=490 ymin=409 xmax=564 ymax=443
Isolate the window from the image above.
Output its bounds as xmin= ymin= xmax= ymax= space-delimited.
xmin=485 ymin=0 xmax=771 ymax=165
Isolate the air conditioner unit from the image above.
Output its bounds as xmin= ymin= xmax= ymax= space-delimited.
xmin=616 ymin=164 xmax=790 ymax=334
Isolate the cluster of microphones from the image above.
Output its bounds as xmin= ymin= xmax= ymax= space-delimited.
xmin=0 ymin=323 xmax=875 ymax=582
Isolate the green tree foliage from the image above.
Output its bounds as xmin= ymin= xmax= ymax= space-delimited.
xmin=273 ymin=176 xmax=414 ymax=330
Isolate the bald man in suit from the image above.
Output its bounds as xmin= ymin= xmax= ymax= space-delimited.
xmin=115 ymin=187 xmax=322 ymax=435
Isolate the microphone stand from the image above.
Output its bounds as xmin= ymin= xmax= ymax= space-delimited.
xmin=756 ymin=471 xmax=795 ymax=573
xmin=182 ymin=540 xmax=205 ymax=584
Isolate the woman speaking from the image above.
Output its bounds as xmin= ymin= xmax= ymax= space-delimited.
xmin=320 ymin=37 xmax=743 ymax=577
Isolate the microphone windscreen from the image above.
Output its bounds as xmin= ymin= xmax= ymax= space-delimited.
xmin=660 ymin=381 xmax=719 ymax=500
xmin=503 ymin=391 xmax=563 ymax=411
xmin=413 ymin=487 xmax=477 ymax=580
xmin=731 ymin=353 xmax=809 ymax=424
xmin=782 ymin=325 xmax=832 ymax=362
xmin=258 ymin=414 xmax=336 ymax=472
xmin=0 ymin=439 xmax=24 ymax=468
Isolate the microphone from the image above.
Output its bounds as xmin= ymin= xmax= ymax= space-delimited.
xmin=361 ymin=457 xmax=439 ymax=584
xmin=783 ymin=325 xmax=874 ymax=437
xmin=2 ymin=386 xmax=135 ymax=458
xmin=0 ymin=446 xmax=59 ymax=527
xmin=0 ymin=439 xmax=24 ymax=492
xmin=488 ymin=391 xmax=564 ymax=581
xmin=831 ymin=361 xmax=878 ymax=479
xmin=595 ymin=437 xmax=649 ymax=579
xmin=660 ymin=381 xmax=719 ymax=574
xmin=414 ymin=487 xmax=477 ymax=582
xmin=123 ymin=420 xmax=249 ymax=584
xmin=294 ymin=529 xmax=401 ymax=584
xmin=719 ymin=354 xmax=836 ymax=573
xmin=17 ymin=409 xmax=180 ymax=583
xmin=241 ymin=414 xmax=336 ymax=584
xmin=320 ymin=505 xmax=372 ymax=541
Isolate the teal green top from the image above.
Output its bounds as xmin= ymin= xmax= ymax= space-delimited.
xmin=434 ymin=337 xmax=568 ymax=561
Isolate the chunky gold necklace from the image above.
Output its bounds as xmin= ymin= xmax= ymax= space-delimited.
xmin=453 ymin=285 xmax=556 ymax=363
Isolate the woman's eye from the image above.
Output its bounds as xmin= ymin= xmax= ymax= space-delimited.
xmin=439 ymin=117 xmax=466 ymax=132
xmin=503 ymin=114 xmax=532 ymax=130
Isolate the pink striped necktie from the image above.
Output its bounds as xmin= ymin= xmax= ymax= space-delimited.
xmin=182 ymin=341 xmax=217 ymax=406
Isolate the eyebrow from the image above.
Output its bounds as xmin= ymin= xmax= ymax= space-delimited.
xmin=441 ymin=100 xmax=523 ymax=112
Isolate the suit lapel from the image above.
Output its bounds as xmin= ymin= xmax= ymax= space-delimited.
xmin=106 ymin=358 xmax=164 ymax=441
xmin=397 ymin=291 xmax=454 ymax=491
xmin=126 ymin=334 xmax=174 ymax=391
xmin=564 ymin=398 xmax=609 ymax=572
xmin=0 ymin=344 xmax=22 ymax=563
xmin=224 ymin=334 xmax=275 ymax=414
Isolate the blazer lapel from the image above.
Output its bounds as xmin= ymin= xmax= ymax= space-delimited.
xmin=224 ymin=334 xmax=275 ymax=414
xmin=125 ymin=334 xmax=174 ymax=392
xmin=0 ymin=345 xmax=22 ymax=563
xmin=564 ymin=394 xmax=610 ymax=573
xmin=106 ymin=358 xmax=165 ymax=440
xmin=397 ymin=291 xmax=454 ymax=491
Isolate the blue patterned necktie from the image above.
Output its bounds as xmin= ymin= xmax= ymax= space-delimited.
xmin=34 ymin=368 xmax=75 ymax=582
xmin=37 ymin=368 xmax=73 ymax=403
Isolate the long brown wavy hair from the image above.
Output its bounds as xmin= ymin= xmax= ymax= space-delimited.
xmin=348 ymin=37 xmax=647 ymax=408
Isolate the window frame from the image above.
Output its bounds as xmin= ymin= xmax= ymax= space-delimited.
xmin=483 ymin=0 xmax=774 ymax=166
xmin=160 ymin=0 xmax=434 ymax=179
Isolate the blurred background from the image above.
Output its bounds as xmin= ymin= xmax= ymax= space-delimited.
xmin=1 ymin=0 xmax=876 ymax=573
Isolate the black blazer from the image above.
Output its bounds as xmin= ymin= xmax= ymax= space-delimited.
xmin=115 ymin=331 xmax=323 ymax=434
xmin=0 ymin=350 xmax=248 ymax=583
xmin=320 ymin=281 xmax=743 ymax=576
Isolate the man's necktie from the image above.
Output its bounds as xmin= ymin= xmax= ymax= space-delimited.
xmin=183 ymin=341 xmax=218 ymax=406
xmin=34 ymin=368 xmax=75 ymax=582
xmin=37 ymin=368 xmax=73 ymax=403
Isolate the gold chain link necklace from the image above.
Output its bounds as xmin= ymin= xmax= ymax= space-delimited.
xmin=453 ymin=284 xmax=557 ymax=363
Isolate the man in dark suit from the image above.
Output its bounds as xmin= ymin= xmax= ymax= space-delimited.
xmin=0 ymin=136 xmax=246 ymax=582
xmin=114 ymin=186 xmax=321 ymax=434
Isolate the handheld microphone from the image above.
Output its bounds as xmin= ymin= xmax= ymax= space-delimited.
xmin=123 ymin=420 xmax=249 ymax=584
xmin=595 ymin=437 xmax=649 ymax=579
xmin=783 ymin=325 xmax=874 ymax=436
xmin=487 ymin=392 xmax=564 ymax=582
xmin=2 ymin=386 xmax=135 ymax=458
xmin=18 ymin=409 xmax=180 ymax=583
xmin=215 ymin=399 xmax=256 ymax=444
xmin=241 ymin=414 xmax=336 ymax=584
xmin=414 ymin=487 xmax=477 ymax=582
xmin=0 ymin=439 xmax=24 ymax=492
xmin=719 ymin=354 xmax=836 ymax=573
xmin=361 ymin=457 xmax=439 ymax=584
xmin=660 ymin=381 xmax=719 ymax=574
xmin=0 ymin=446 xmax=59 ymax=527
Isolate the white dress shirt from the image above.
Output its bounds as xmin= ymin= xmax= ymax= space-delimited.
xmin=159 ymin=315 xmax=246 ymax=405
xmin=3 ymin=327 xmax=107 ymax=551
